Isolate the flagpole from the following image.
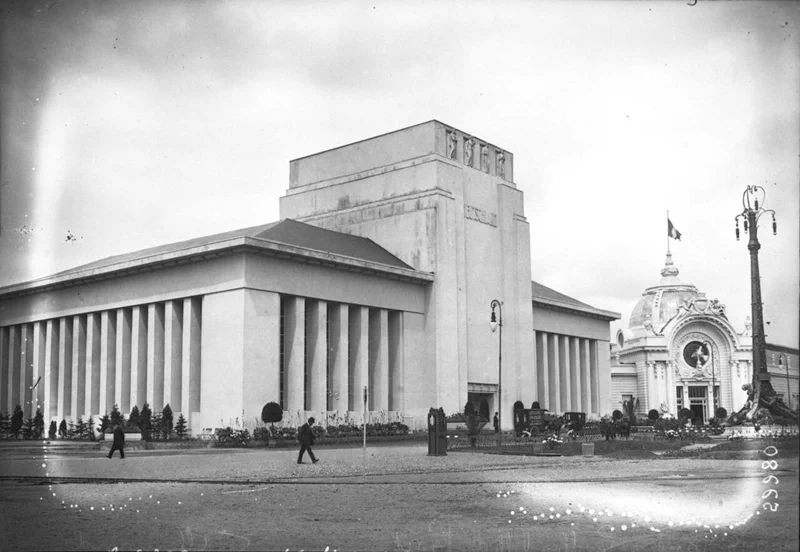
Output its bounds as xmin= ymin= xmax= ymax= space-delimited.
xmin=667 ymin=210 xmax=670 ymax=254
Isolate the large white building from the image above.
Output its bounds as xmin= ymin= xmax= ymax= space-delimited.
xmin=0 ymin=121 xmax=619 ymax=433
xmin=611 ymin=252 xmax=799 ymax=422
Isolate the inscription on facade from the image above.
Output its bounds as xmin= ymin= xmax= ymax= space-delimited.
xmin=464 ymin=205 xmax=498 ymax=227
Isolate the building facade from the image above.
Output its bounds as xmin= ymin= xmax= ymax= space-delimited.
xmin=0 ymin=121 xmax=618 ymax=433
xmin=611 ymin=252 xmax=799 ymax=422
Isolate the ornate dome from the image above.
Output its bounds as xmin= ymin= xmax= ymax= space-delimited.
xmin=629 ymin=252 xmax=702 ymax=330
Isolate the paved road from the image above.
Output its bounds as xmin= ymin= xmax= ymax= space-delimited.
xmin=0 ymin=444 xmax=797 ymax=551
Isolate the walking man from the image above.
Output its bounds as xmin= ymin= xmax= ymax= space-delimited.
xmin=107 ymin=423 xmax=125 ymax=459
xmin=493 ymin=412 xmax=500 ymax=433
xmin=297 ymin=417 xmax=319 ymax=464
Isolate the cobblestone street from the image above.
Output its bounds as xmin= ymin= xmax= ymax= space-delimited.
xmin=1 ymin=443 xmax=797 ymax=551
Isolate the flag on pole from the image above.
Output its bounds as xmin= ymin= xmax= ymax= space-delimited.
xmin=668 ymin=218 xmax=682 ymax=241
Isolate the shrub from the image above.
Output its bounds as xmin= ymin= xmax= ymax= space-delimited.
xmin=678 ymin=408 xmax=694 ymax=421
xmin=48 ymin=420 xmax=57 ymax=440
xmin=22 ymin=417 xmax=35 ymax=439
xmin=175 ymin=413 xmax=188 ymax=440
xmin=110 ymin=404 xmax=125 ymax=428
xmin=612 ymin=409 xmax=623 ymax=420
xmin=531 ymin=401 xmax=541 ymax=409
xmin=87 ymin=415 xmax=96 ymax=441
xmin=139 ymin=403 xmax=152 ymax=439
xmin=261 ymin=402 xmax=283 ymax=427
xmin=715 ymin=407 xmax=728 ymax=419
xmin=33 ymin=408 xmax=44 ymax=439
xmin=162 ymin=404 xmax=174 ymax=437
xmin=253 ymin=427 xmax=270 ymax=442
xmin=99 ymin=414 xmax=111 ymax=434
xmin=10 ymin=405 xmax=24 ymax=438
xmin=463 ymin=401 xmax=476 ymax=417
xmin=128 ymin=406 xmax=140 ymax=429
xmin=648 ymin=409 xmax=660 ymax=421
xmin=58 ymin=419 xmax=67 ymax=439
xmin=513 ymin=400 xmax=524 ymax=412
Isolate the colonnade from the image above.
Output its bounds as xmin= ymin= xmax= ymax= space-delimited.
xmin=533 ymin=330 xmax=600 ymax=413
xmin=279 ymin=296 xmax=405 ymax=415
xmin=0 ymin=297 xmax=202 ymax=425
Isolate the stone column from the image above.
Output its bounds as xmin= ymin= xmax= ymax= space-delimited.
xmin=0 ymin=327 xmax=7 ymax=414
xmin=349 ymin=305 xmax=369 ymax=412
xmin=164 ymin=300 xmax=183 ymax=411
xmin=70 ymin=315 xmax=87 ymax=419
xmin=666 ymin=361 xmax=675 ymax=414
xmin=99 ymin=310 xmax=117 ymax=416
xmin=548 ymin=333 xmax=560 ymax=413
xmin=570 ymin=337 xmax=581 ymax=412
xmin=85 ymin=313 xmax=101 ymax=417
xmin=21 ymin=324 xmax=33 ymax=417
xmin=559 ymin=335 xmax=571 ymax=412
xmin=581 ymin=339 xmax=591 ymax=414
xmin=147 ymin=303 xmax=165 ymax=411
xmin=388 ymin=311 xmax=404 ymax=412
xmin=531 ymin=330 xmax=539 ymax=407
xmin=130 ymin=305 xmax=148 ymax=411
xmin=115 ymin=309 xmax=132 ymax=413
xmin=306 ymin=299 xmax=328 ymax=412
xmin=7 ymin=326 xmax=20 ymax=414
xmin=327 ymin=303 xmax=349 ymax=412
xmin=589 ymin=339 xmax=599 ymax=414
xmin=32 ymin=322 xmax=46 ymax=416
xmin=181 ymin=297 xmax=202 ymax=428
xmin=283 ymin=296 xmax=306 ymax=412
xmin=57 ymin=318 xmax=73 ymax=421
xmin=536 ymin=331 xmax=549 ymax=408
xmin=44 ymin=320 xmax=58 ymax=419
xmin=368 ymin=308 xmax=389 ymax=412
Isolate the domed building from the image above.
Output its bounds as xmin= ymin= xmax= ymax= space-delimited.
xmin=611 ymin=252 xmax=798 ymax=423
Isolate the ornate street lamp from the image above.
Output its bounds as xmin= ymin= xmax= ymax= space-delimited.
xmin=490 ymin=300 xmax=503 ymax=449
xmin=779 ymin=356 xmax=791 ymax=410
xmin=732 ymin=186 xmax=795 ymax=423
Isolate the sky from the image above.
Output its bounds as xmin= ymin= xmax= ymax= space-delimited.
xmin=1 ymin=0 xmax=798 ymax=348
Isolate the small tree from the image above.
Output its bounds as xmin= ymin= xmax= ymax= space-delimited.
xmin=48 ymin=420 xmax=57 ymax=440
xmin=175 ymin=413 xmax=188 ymax=440
xmin=10 ymin=405 xmax=24 ymax=439
xmin=0 ymin=412 xmax=9 ymax=436
xmin=110 ymin=404 xmax=125 ymax=428
xmin=162 ymin=404 xmax=174 ymax=438
xmin=128 ymin=405 xmax=141 ymax=429
xmin=86 ymin=415 xmax=96 ymax=441
xmin=139 ymin=402 xmax=152 ymax=440
xmin=648 ymin=409 xmax=660 ymax=421
xmin=150 ymin=413 xmax=163 ymax=441
xmin=531 ymin=401 xmax=541 ymax=409
xmin=99 ymin=414 xmax=111 ymax=434
xmin=22 ymin=417 xmax=35 ymax=439
xmin=74 ymin=416 xmax=87 ymax=440
xmin=715 ymin=407 xmax=728 ymax=419
xmin=58 ymin=419 xmax=67 ymax=439
xmin=261 ymin=402 xmax=283 ymax=430
xmin=612 ymin=409 xmax=623 ymax=420
xmin=33 ymin=408 xmax=44 ymax=439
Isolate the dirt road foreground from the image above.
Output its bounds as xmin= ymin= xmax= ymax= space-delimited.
xmin=0 ymin=443 xmax=797 ymax=551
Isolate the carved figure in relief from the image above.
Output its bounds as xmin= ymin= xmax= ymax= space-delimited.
xmin=447 ymin=131 xmax=457 ymax=160
xmin=496 ymin=150 xmax=505 ymax=178
xmin=481 ymin=144 xmax=489 ymax=172
xmin=464 ymin=137 xmax=475 ymax=167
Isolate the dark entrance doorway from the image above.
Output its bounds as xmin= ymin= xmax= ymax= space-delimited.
xmin=688 ymin=385 xmax=707 ymax=424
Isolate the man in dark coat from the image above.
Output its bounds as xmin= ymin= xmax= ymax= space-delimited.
xmin=297 ymin=417 xmax=319 ymax=464
xmin=493 ymin=412 xmax=500 ymax=433
xmin=107 ymin=424 xmax=125 ymax=459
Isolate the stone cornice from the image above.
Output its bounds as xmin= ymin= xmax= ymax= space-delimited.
xmin=532 ymin=296 xmax=620 ymax=321
xmin=0 ymin=236 xmax=434 ymax=300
